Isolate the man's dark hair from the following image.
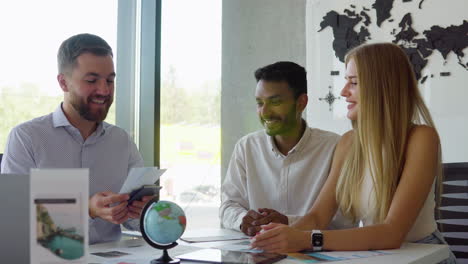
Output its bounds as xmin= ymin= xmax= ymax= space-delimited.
xmin=57 ymin=33 xmax=113 ymax=74
xmin=254 ymin=61 xmax=307 ymax=98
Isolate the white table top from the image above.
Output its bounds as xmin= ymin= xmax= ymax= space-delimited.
xmin=89 ymin=228 xmax=450 ymax=264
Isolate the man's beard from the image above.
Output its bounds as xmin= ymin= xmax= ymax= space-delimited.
xmin=71 ymin=95 xmax=112 ymax=122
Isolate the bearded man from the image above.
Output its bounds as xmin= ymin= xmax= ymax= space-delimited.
xmin=1 ymin=33 xmax=150 ymax=244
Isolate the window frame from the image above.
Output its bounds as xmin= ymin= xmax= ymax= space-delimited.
xmin=116 ymin=0 xmax=161 ymax=167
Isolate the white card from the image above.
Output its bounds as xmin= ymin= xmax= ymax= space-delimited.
xmin=30 ymin=169 xmax=89 ymax=264
xmin=119 ymin=167 xmax=166 ymax=194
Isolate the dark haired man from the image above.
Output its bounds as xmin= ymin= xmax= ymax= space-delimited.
xmin=1 ymin=33 xmax=148 ymax=244
xmin=220 ymin=61 xmax=353 ymax=236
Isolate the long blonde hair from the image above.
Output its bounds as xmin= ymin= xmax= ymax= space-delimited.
xmin=336 ymin=43 xmax=441 ymax=223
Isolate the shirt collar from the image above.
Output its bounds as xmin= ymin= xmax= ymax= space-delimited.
xmin=267 ymin=119 xmax=311 ymax=156
xmin=52 ymin=103 xmax=106 ymax=136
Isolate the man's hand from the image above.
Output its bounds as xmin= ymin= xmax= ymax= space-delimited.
xmin=128 ymin=195 xmax=155 ymax=219
xmin=252 ymin=208 xmax=289 ymax=226
xmin=89 ymin=191 xmax=129 ymax=224
xmin=241 ymin=209 xmax=288 ymax=236
xmin=241 ymin=210 xmax=266 ymax=236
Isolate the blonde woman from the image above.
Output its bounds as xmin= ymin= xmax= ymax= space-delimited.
xmin=251 ymin=43 xmax=456 ymax=263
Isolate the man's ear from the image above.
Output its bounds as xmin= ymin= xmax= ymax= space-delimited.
xmin=296 ymin=93 xmax=308 ymax=112
xmin=57 ymin=74 xmax=69 ymax=92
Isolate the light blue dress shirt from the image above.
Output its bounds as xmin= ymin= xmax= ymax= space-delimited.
xmin=1 ymin=104 xmax=144 ymax=244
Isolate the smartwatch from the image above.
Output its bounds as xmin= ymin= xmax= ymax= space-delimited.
xmin=311 ymin=230 xmax=323 ymax=251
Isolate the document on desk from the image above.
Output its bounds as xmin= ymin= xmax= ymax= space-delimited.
xmin=213 ymin=240 xmax=395 ymax=261
xmin=181 ymin=233 xmax=250 ymax=243
xmin=214 ymin=240 xmax=263 ymax=253
xmin=119 ymin=167 xmax=166 ymax=194
xmin=287 ymin=250 xmax=394 ymax=262
xmin=93 ymin=244 xmax=200 ymax=264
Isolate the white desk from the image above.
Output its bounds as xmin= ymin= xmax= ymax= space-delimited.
xmin=89 ymin=228 xmax=450 ymax=264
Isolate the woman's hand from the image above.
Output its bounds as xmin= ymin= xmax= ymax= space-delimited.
xmin=250 ymin=223 xmax=311 ymax=253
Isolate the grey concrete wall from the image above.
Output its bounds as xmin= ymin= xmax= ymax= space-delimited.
xmin=221 ymin=0 xmax=306 ymax=178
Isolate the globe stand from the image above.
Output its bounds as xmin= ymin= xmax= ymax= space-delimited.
xmin=140 ymin=197 xmax=185 ymax=264
xmin=150 ymin=243 xmax=179 ymax=264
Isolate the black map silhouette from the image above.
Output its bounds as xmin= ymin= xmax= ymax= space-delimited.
xmin=318 ymin=0 xmax=468 ymax=82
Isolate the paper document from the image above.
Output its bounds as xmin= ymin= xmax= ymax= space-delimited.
xmin=181 ymin=233 xmax=249 ymax=243
xmin=91 ymin=244 xmax=199 ymax=264
xmin=122 ymin=230 xmax=142 ymax=237
xmin=119 ymin=167 xmax=166 ymax=194
xmin=287 ymin=250 xmax=393 ymax=262
xmin=214 ymin=240 xmax=262 ymax=253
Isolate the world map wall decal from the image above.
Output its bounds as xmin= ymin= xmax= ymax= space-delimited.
xmin=307 ymin=0 xmax=468 ymax=163
xmin=317 ymin=0 xmax=468 ymax=83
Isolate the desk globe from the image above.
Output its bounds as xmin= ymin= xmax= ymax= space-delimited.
xmin=140 ymin=198 xmax=187 ymax=264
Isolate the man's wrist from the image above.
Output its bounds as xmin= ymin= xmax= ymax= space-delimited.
xmin=235 ymin=211 xmax=247 ymax=231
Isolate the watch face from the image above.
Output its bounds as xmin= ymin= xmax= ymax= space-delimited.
xmin=313 ymin=233 xmax=323 ymax=246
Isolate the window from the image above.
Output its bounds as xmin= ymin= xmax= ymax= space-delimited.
xmin=159 ymin=0 xmax=221 ymax=229
xmin=0 ymin=0 xmax=222 ymax=230
xmin=0 ymin=0 xmax=117 ymax=151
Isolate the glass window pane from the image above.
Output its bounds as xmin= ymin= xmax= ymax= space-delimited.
xmin=0 ymin=0 xmax=117 ymax=151
xmin=160 ymin=0 xmax=221 ymax=230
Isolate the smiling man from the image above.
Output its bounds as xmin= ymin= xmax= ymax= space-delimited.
xmin=220 ymin=61 xmax=354 ymax=236
xmin=1 ymin=34 xmax=149 ymax=244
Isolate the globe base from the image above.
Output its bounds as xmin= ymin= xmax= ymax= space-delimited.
xmin=150 ymin=249 xmax=180 ymax=264
xmin=150 ymin=259 xmax=179 ymax=264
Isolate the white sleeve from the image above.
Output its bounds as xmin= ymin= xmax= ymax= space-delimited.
xmin=286 ymin=215 xmax=303 ymax=226
xmin=219 ymin=142 xmax=249 ymax=231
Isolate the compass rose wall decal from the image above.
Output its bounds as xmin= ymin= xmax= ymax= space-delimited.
xmin=319 ymin=86 xmax=340 ymax=111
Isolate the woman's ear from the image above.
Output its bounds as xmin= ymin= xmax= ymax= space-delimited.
xmin=57 ymin=74 xmax=69 ymax=92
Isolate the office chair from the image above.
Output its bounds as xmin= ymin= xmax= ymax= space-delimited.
xmin=437 ymin=162 xmax=468 ymax=263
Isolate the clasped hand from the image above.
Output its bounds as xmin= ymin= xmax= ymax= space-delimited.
xmin=89 ymin=191 xmax=154 ymax=224
xmin=241 ymin=208 xmax=288 ymax=236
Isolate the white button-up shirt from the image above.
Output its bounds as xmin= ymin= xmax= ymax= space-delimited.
xmin=220 ymin=124 xmax=355 ymax=231
xmin=1 ymin=104 xmax=144 ymax=244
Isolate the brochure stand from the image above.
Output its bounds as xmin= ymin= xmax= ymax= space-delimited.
xmin=30 ymin=169 xmax=89 ymax=264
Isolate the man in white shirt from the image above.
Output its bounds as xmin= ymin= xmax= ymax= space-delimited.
xmin=220 ymin=61 xmax=353 ymax=236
